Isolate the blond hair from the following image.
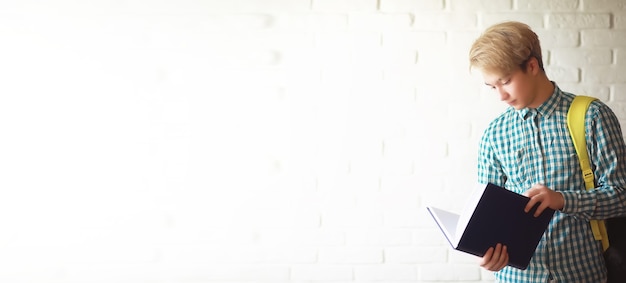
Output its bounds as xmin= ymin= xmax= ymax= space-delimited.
xmin=469 ymin=21 xmax=543 ymax=74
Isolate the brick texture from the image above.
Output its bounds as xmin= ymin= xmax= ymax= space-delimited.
xmin=1 ymin=0 xmax=626 ymax=282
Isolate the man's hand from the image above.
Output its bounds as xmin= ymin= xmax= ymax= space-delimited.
xmin=480 ymin=243 xmax=508 ymax=271
xmin=523 ymin=183 xmax=564 ymax=217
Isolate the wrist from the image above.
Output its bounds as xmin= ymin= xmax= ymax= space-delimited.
xmin=559 ymin=191 xmax=576 ymax=212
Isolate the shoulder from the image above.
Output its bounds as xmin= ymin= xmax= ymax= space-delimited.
xmin=566 ymin=92 xmax=622 ymax=134
xmin=573 ymin=95 xmax=618 ymax=122
xmin=588 ymin=98 xmax=613 ymax=116
xmin=561 ymin=91 xmax=607 ymax=120
xmin=481 ymin=108 xmax=517 ymax=141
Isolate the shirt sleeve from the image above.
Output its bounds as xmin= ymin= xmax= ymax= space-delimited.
xmin=477 ymin=126 xmax=507 ymax=187
xmin=561 ymin=101 xmax=626 ymax=219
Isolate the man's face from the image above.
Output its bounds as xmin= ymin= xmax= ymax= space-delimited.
xmin=482 ymin=65 xmax=537 ymax=110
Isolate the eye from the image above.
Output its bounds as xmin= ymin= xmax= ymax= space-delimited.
xmin=502 ymin=78 xmax=511 ymax=85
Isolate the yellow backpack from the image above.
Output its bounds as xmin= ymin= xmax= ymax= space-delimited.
xmin=566 ymin=95 xmax=609 ymax=249
xmin=567 ymin=95 xmax=626 ymax=282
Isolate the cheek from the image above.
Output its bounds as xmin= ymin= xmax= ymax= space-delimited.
xmin=506 ymin=82 xmax=523 ymax=97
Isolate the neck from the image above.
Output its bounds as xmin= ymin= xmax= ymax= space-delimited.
xmin=529 ymin=75 xmax=555 ymax=108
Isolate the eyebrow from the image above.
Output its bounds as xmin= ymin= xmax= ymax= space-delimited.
xmin=484 ymin=76 xmax=511 ymax=87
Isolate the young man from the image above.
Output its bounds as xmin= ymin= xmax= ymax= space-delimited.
xmin=469 ymin=21 xmax=626 ymax=282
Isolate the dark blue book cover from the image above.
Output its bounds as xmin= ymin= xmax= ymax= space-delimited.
xmin=427 ymin=183 xmax=555 ymax=270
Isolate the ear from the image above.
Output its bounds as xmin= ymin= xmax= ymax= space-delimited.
xmin=528 ymin=57 xmax=540 ymax=75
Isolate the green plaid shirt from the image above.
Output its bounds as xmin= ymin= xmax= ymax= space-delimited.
xmin=478 ymin=84 xmax=626 ymax=282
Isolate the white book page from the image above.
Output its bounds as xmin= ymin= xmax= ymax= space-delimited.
xmin=427 ymin=206 xmax=461 ymax=247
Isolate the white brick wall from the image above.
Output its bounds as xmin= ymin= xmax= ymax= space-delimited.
xmin=1 ymin=0 xmax=625 ymax=282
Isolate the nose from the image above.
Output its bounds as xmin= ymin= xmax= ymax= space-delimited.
xmin=496 ymin=86 xmax=509 ymax=101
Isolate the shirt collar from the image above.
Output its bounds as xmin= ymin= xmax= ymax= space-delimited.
xmin=517 ymin=82 xmax=561 ymax=120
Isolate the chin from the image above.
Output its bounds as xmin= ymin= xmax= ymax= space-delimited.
xmin=509 ymin=101 xmax=527 ymax=110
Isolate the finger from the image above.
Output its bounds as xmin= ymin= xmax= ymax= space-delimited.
xmin=492 ymin=243 xmax=503 ymax=270
xmin=480 ymin=246 xmax=494 ymax=267
xmin=491 ymin=244 xmax=506 ymax=270
xmin=496 ymin=245 xmax=509 ymax=269
xmin=524 ymin=187 xmax=539 ymax=198
xmin=484 ymin=244 xmax=502 ymax=271
xmin=534 ymin=201 xmax=550 ymax=217
xmin=525 ymin=197 xmax=539 ymax=213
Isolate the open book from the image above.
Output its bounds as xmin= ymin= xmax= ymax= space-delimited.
xmin=426 ymin=183 xmax=555 ymax=270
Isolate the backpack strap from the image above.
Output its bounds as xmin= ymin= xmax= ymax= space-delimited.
xmin=567 ymin=95 xmax=610 ymax=250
